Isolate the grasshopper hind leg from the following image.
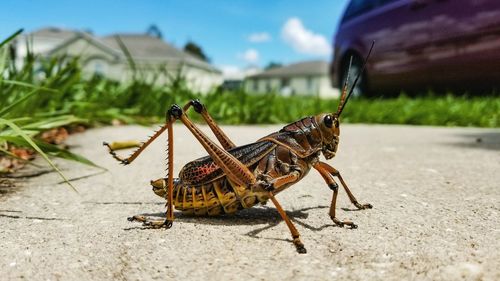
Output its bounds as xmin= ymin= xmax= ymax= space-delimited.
xmin=128 ymin=215 xmax=173 ymax=229
xmin=127 ymin=177 xmax=180 ymax=228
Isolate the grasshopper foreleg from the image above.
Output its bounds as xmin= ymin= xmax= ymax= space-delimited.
xmin=316 ymin=162 xmax=372 ymax=210
xmin=315 ymin=162 xmax=373 ymax=210
xmin=313 ymin=162 xmax=371 ymax=229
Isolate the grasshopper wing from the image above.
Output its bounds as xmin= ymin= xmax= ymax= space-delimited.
xmin=179 ymin=141 xmax=276 ymax=186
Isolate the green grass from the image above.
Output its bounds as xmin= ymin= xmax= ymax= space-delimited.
xmin=340 ymin=95 xmax=499 ymax=127
xmin=4 ymin=66 xmax=498 ymax=128
xmin=194 ymin=92 xmax=499 ymax=127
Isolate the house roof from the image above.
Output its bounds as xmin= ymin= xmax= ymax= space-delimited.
xmin=101 ymin=34 xmax=221 ymax=73
xmin=45 ymin=32 xmax=121 ymax=59
xmin=22 ymin=28 xmax=221 ymax=74
xmin=18 ymin=27 xmax=90 ymax=54
xmin=29 ymin=27 xmax=83 ymax=41
xmin=247 ymin=60 xmax=329 ymax=79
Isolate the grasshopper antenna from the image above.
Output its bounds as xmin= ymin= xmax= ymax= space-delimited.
xmin=336 ymin=57 xmax=353 ymax=115
xmin=337 ymin=41 xmax=375 ymax=116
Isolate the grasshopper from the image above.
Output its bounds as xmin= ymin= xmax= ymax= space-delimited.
xmin=104 ymin=46 xmax=374 ymax=254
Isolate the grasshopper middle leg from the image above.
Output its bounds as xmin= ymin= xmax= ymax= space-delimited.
xmin=258 ymin=171 xmax=307 ymax=254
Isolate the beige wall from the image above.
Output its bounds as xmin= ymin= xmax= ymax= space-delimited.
xmin=318 ymin=76 xmax=340 ymax=98
xmin=100 ymin=62 xmax=223 ymax=94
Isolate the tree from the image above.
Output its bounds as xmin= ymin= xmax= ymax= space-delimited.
xmin=146 ymin=24 xmax=163 ymax=39
xmin=265 ymin=61 xmax=282 ymax=70
xmin=183 ymin=41 xmax=210 ymax=62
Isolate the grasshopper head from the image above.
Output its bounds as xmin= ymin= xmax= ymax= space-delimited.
xmin=150 ymin=178 xmax=167 ymax=198
xmin=316 ymin=113 xmax=340 ymax=159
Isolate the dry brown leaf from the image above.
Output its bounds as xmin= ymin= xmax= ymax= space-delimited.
xmin=39 ymin=127 xmax=69 ymax=144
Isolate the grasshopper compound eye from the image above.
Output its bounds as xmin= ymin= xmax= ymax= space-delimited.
xmin=324 ymin=115 xmax=333 ymax=128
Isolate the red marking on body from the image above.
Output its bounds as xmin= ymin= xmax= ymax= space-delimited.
xmin=192 ymin=162 xmax=219 ymax=182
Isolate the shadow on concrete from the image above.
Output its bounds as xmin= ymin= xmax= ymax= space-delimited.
xmin=448 ymin=131 xmax=500 ymax=151
xmin=0 ymin=180 xmax=15 ymax=196
xmin=83 ymin=201 xmax=164 ymax=205
xmin=122 ymin=205 xmax=340 ymax=236
xmin=0 ymin=210 xmax=65 ymax=221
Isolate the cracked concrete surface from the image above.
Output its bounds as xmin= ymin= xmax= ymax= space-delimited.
xmin=1 ymin=124 xmax=499 ymax=280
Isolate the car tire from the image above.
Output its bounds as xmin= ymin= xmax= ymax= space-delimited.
xmin=340 ymin=55 xmax=368 ymax=97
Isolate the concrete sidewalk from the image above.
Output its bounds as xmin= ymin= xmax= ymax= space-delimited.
xmin=1 ymin=124 xmax=499 ymax=280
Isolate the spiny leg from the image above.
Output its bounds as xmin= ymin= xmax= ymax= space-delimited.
xmin=103 ymin=122 xmax=169 ymax=165
xmin=145 ymin=99 xmax=237 ymax=216
xmin=164 ymin=115 xmax=175 ymax=227
xmin=127 ymin=106 xmax=182 ymax=229
xmin=313 ymin=162 xmax=358 ymax=228
xmin=316 ymin=162 xmax=372 ymax=210
xmin=102 ymin=100 xmax=229 ymax=166
xmin=182 ymin=99 xmax=236 ymax=150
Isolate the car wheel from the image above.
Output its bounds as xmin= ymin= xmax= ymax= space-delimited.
xmin=340 ymin=55 xmax=368 ymax=97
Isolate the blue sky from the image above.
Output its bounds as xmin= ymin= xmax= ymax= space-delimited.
xmin=1 ymin=0 xmax=349 ymax=75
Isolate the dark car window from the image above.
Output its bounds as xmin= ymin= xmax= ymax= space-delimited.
xmin=342 ymin=0 xmax=399 ymax=23
xmin=377 ymin=0 xmax=398 ymax=6
xmin=342 ymin=0 xmax=376 ymax=22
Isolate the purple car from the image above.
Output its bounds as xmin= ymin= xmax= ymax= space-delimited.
xmin=330 ymin=0 xmax=500 ymax=96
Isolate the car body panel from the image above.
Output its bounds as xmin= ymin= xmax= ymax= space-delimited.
xmin=331 ymin=0 xmax=500 ymax=94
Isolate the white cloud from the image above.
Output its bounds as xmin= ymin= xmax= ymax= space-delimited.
xmin=238 ymin=49 xmax=260 ymax=64
xmin=281 ymin=17 xmax=331 ymax=56
xmin=248 ymin=32 xmax=271 ymax=43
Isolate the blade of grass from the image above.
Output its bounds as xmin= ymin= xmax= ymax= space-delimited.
xmin=1 ymin=80 xmax=60 ymax=93
xmin=0 ymin=28 xmax=23 ymax=48
xmin=114 ymin=35 xmax=137 ymax=77
xmin=114 ymin=35 xmax=147 ymax=82
xmin=0 ymin=118 xmax=78 ymax=192
xmin=0 ymin=89 xmax=39 ymax=117
xmin=21 ymin=115 xmax=87 ymax=130
xmin=2 ymin=136 xmax=102 ymax=169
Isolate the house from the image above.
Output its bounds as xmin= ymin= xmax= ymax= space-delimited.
xmin=13 ymin=27 xmax=223 ymax=93
xmin=244 ymin=60 xmax=339 ymax=98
